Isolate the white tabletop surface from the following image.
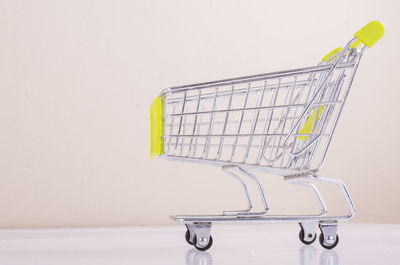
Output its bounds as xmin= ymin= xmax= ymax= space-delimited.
xmin=0 ymin=223 xmax=399 ymax=265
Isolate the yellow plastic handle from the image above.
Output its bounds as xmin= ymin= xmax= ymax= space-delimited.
xmin=322 ymin=47 xmax=343 ymax=62
xmin=150 ymin=97 xmax=165 ymax=158
xmin=354 ymin=21 xmax=385 ymax=48
xmin=322 ymin=41 xmax=364 ymax=62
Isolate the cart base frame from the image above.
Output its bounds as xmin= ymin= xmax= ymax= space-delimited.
xmin=171 ymin=166 xmax=354 ymax=250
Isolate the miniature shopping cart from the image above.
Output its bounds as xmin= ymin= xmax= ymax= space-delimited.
xmin=150 ymin=21 xmax=384 ymax=250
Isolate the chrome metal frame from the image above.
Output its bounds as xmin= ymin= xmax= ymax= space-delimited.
xmin=157 ymin=37 xmax=366 ymax=250
xmin=172 ymin=170 xmax=355 ymax=223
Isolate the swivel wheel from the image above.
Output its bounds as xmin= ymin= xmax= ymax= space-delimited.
xmin=298 ymin=223 xmax=317 ymax=245
xmin=185 ymin=229 xmax=194 ymax=245
xmin=319 ymin=233 xmax=339 ymax=249
xmin=193 ymin=234 xmax=213 ymax=251
xmin=299 ymin=226 xmax=317 ymax=245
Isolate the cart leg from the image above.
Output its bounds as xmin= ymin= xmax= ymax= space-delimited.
xmin=312 ymin=174 xmax=355 ymax=219
xmin=185 ymin=222 xmax=213 ymax=251
xmin=284 ymin=177 xmax=328 ymax=216
xmin=284 ymin=173 xmax=355 ymax=219
xmin=235 ymin=166 xmax=269 ymax=216
xmin=222 ymin=165 xmax=253 ymax=215
xmin=221 ymin=165 xmax=269 ymax=217
xmin=318 ymin=221 xmax=339 ymax=249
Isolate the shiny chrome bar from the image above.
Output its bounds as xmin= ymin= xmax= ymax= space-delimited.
xmin=162 ymin=62 xmax=356 ymax=95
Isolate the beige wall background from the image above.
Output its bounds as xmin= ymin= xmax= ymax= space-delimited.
xmin=0 ymin=0 xmax=399 ymax=228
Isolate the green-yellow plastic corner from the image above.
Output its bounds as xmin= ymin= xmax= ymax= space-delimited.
xmin=298 ymin=106 xmax=325 ymax=140
xmin=150 ymin=97 xmax=165 ymax=158
xmin=354 ymin=21 xmax=385 ymax=48
xmin=322 ymin=47 xmax=343 ymax=62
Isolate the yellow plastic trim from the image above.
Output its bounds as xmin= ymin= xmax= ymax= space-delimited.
xmin=150 ymin=97 xmax=165 ymax=158
xmin=354 ymin=21 xmax=385 ymax=48
xmin=322 ymin=47 xmax=343 ymax=62
xmin=298 ymin=106 xmax=325 ymax=140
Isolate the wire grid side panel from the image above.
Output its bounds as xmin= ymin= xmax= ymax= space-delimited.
xmin=163 ymin=66 xmax=354 ymax=171
xmin=287 ymin=65 xmax=356 ymax=171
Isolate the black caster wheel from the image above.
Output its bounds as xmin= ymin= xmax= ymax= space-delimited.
xmin=185 ymin=229 xmax=194 ymax=245
xmin=299 ymin=224 xmax=317 ymax=245
xmin=319 ymin=233 xmax=339 ymax=249
xmin=193 ymin=234 xmax=213 ymax=251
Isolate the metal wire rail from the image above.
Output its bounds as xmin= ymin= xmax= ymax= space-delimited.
xmin=150 ymin=21 xmax=384 ymax=251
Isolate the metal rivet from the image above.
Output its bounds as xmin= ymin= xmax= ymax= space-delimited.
xmin=198 ymin=237 xmax=208 ymax=246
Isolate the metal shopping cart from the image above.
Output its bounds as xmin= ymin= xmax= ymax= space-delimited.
xmin=150 ymin=21 xmax=384 ymax=250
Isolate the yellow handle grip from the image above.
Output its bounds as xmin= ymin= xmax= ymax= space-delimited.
xmin=322 ymin=47 xmax=343 ymax=62
xmin=150 ymin=97 xmax=165 ymax=158
xmin=354 ymin=21 xmax=385 ymax=48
